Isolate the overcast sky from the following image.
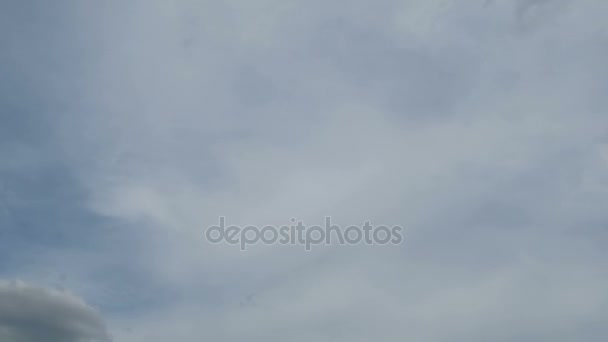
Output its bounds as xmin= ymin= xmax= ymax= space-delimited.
xmin=1 ymin=0 xmax=608 ymax=341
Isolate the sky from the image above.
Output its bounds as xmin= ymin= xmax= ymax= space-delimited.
xmin=1 ymin=0 xmax=608 ymax=341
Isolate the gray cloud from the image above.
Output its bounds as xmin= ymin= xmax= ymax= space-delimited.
xmin=2 ymin=0 xmax=608 ymax=341
xmin=0 ymin=281 xmax=110 ymax=342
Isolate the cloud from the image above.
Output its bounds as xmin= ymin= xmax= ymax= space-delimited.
xmin=0 ymin=281 xmax=110 ymax=342
xmin=2 ymin=0 xmax=608 ymax=341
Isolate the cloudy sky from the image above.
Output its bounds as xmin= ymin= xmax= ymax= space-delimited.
xmin=1 ymin=0 xmax=608 ymax=341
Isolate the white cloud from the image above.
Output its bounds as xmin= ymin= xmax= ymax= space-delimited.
xmin=0 ymin=281 xmax=110 ymax=342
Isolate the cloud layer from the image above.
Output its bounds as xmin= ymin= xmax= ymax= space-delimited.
xmin=1 ymin=0 xmax=608 ymax=341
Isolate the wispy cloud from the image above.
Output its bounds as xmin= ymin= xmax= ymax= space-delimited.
xmin=1 ymin=0 xmax=608 ymax=341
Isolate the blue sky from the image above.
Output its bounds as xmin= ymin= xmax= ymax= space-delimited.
xmin=1 ymin=0 xmax=608 ymax=341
